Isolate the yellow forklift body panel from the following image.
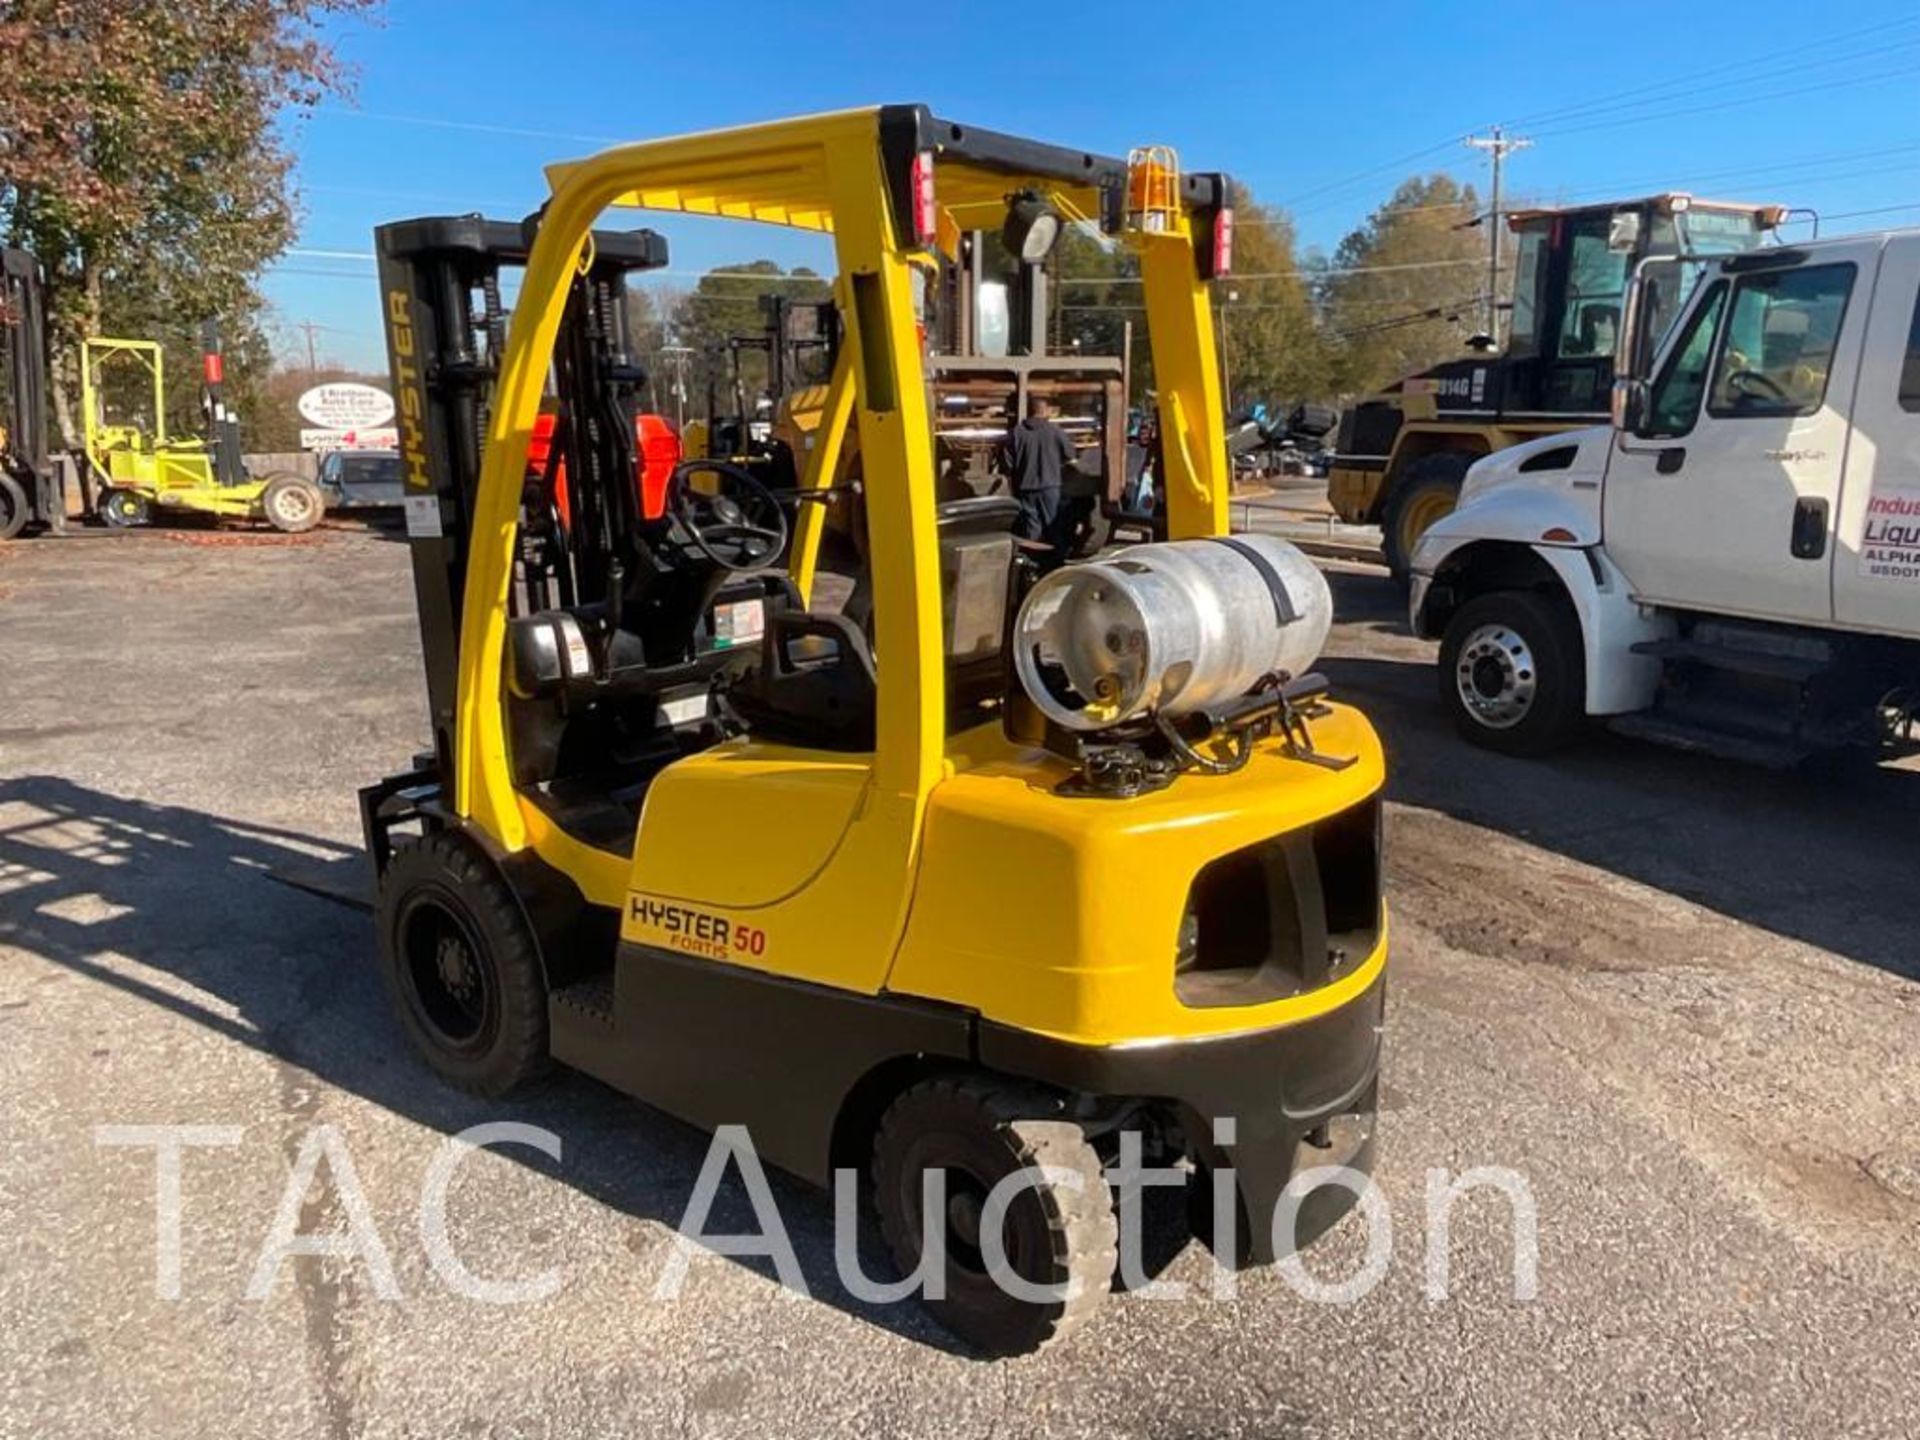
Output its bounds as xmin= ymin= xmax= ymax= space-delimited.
xmin=887 ymin=706 xmax=1386 ymax=1044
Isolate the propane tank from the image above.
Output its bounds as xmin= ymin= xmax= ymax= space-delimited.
xmin=1012 ymin=535 xmax=1333 ymax=732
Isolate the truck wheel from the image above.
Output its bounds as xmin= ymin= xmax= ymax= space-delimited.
xmin=375 ymin=831 xmax=550 ymax=1098
xmin=870 ymin=1075 xmax=1117 ymax=1356
xmin=1381 ymin=451 xmax=1474 ymax=584
xmin=261 ymin=474 xmax=323 ymax=533
xmin=100 ymin=488 xmax=151 ymax=528
xmin=1439 ymin=590 xmax=1586 ymax=756
xmin=0 ymin=473 xmax=27 ymax=540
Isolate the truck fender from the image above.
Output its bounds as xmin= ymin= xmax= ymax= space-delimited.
xmin=1531 ymin=545 xmax=1672 ymax=716
xmin=1415 ymin=536 xmax=1672 ymax=717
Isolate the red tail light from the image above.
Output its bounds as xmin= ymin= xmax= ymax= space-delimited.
xmin=910 ymin=149 xmax=936 ymax=246
xmin=1211 ymin=207 xmax=1234 ymax=278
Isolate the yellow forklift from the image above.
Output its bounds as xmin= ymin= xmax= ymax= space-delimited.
xmin=1328 ymin=193 xmax=1785 ymax=580
xmin=82 ymin=327 xmax=323 ymax=532
xmin=363 ymin=109 xmax=1387 ymax=1354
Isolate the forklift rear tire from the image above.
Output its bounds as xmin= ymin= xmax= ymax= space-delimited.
xmin=100 ymin=488 xmax=150 ymax=528
xmin=870 ymin=1075 xmax=1117 ymax=1356
xmin=375 ymin=831 xmax=551 ymax=1098
xmin=1381 ymin=451 xmax=1474 ymax=585
xmin=0 ymin=474 xmax=26 ymax=540
xmin=261 ymin=474 xmax=323 ymax=533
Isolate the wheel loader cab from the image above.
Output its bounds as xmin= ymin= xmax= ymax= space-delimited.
xmin=364 ymin=109 xmax=1388 ymax=1357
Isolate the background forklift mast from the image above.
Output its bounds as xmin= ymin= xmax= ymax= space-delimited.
xmin=1329 ymin=193 xmax=1784 ymax=579
xmin=370 ymin=214 xmax=672 ymax=782
xmin=689 ymin=291 xmax=840 ymax=481
xmin=0 ymin=245 xmax=76 ymax=539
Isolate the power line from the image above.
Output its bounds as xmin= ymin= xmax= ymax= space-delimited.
xmin=1275 ymin=137 xmax=1465 ymax=214
xmin=1534 ymin=59 xmax=1920 ymax=140
xmin=1503 ymin=14 xmax=1920 ymax=131
xmin=325 ymin=108 xmax=624 ymax=147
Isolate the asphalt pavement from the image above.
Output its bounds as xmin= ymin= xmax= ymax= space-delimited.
xmin=1 ymin=525 xmax=1916 ymax=1439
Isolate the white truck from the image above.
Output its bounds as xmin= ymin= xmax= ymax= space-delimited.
xmin=1409 ymin=228 xmax=1920 ymax=766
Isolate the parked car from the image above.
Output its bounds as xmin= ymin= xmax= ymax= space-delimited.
xmin=316 ymin=449 xmax=403 ymax=512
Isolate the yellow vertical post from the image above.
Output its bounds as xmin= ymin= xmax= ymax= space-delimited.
xmin=1135 ymin=229 xmax=1231 ymax=538
xmin=821 ymin=133 xmax=945 ymax=804
xmin=788 ymin=347 xmax=856 ymax=606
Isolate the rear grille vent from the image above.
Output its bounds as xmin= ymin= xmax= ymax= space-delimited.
xmin=1175 ymin=798 xmax=1381 ymax=1009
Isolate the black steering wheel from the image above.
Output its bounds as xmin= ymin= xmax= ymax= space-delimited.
xmin=666 ymin=459 xmax=789 ymax=572
xmin=1728 ymin=369 xmax=1792 ymax=405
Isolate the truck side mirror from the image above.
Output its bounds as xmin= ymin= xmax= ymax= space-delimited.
xmin=1611 ymin=377 xmax=1649 ymax=435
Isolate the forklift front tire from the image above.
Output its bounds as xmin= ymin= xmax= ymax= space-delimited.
xmin=0 ymin=473 xmax=27 ymax=540
xmin=375 ymin=831 xmax=551 ymax=1098
xmin=870 ymin=1076 xmax=1118 ymax=1356
xmin=99 ymin=488 xmax=150 ymax=528
xmin=261 ymin=474 xmax=323 ymax=533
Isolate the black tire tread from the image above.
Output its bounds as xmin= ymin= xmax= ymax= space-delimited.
xmin=1439 ymin=588 xmax=1586 ymax=757
xmin=870 ymin=1074 xmax=1117 ymax=1354
xmin=0 ymin=472 xmax=27 ymax=540
xmin=374 ymin=830 xmax=550 ymax=1098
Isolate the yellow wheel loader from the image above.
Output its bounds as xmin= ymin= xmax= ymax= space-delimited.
xmin=362 ymin=110 xmax=1387 ymax=1355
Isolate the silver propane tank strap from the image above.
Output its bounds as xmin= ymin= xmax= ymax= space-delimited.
xmin=1204 ymin=536 xmax=1300 ymax=625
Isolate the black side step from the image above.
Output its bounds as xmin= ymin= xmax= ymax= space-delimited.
xmin=550 ymin=974 xmax=620 ymax=1075
xmin=1630 ymin=637 xmax=1828 ymax=684
xmin=1606 ymin=713 xmax=1811 ymax=769
xmin=552 ymin=975 xmax=615 ymax=1028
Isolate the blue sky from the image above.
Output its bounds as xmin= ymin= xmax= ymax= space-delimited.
xmin=272 ymin=0 xmax=1920 ymax=370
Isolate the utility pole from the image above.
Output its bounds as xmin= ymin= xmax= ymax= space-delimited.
xmin=661 ymin=344 xmax=693 ymax=429
xmin=296 ymin=319 xmax=324 ymax=374
xmin=1218 ymin=289 xmax=1238 ymax=408
xmin=1465 ymin=127 xmax=1533 ymax=341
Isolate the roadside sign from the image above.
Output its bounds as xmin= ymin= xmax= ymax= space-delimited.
xmin=297 ymin=382 xmax=394 ymax=430
xmin=302 ymin=426 xmax=400 ymax=453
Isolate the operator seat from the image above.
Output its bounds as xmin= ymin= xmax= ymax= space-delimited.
xmin=726 ymin=493 xmax=1025 ymax=750
xmin=502 ymin=568 xmax=802 ymax=850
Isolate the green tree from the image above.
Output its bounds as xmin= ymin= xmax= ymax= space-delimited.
xmin=1053 ymin=223 xmax=1141 ymax=391
xmin=1053 ymin=185 xmax=1331 ymax=414
xmin=0 ymin=0 xmax=376 ymax=445
xmin=1214 ymin=187 xmax=1330 ymax=412
xmin=1320 ymin=174 xmax=1485 ymax=397
xmin=664 ymin=261 xmax=831 ymax=419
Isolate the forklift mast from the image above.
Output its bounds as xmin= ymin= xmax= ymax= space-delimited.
xmin=1 ymin=246 xmax=63 ymax=533
xmin=705 ymin=292 xmax=839 ymax=446
xmin=374 ymin=214 xmax=670 ymax=782
xmin=198 ymin=322 xmax=248 ymax=488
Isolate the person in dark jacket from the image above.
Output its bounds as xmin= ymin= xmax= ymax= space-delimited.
xmin=1002 ymin=395 xmax=1080 ymax=570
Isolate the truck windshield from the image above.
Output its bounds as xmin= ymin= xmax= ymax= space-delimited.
xmin=1560 ymin=214 xmax=1631 ymax=359
xmin=1643 ymin=210 xmax=1769 ymax=355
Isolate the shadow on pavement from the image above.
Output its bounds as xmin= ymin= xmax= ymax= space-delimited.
xmin=1320 ymin=569 xmax=1920 ymax=983
xmin=0 ymin=773 xmax=1186 ymax=1356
